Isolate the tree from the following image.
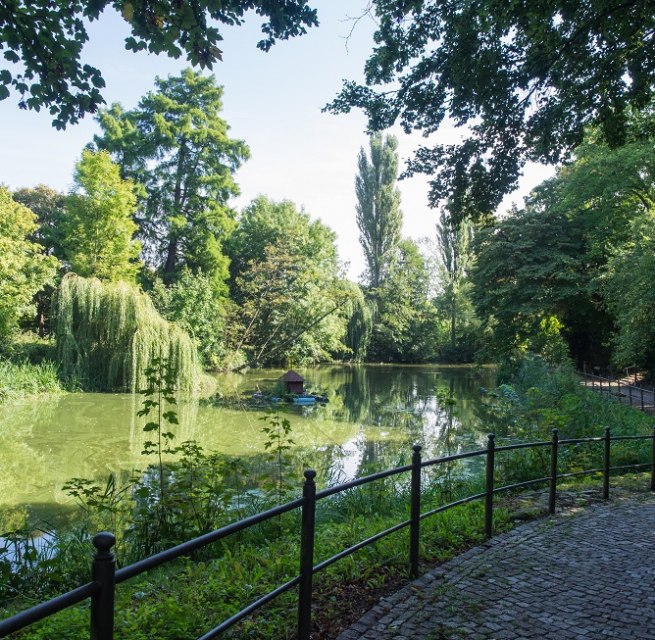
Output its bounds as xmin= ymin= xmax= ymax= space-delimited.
xmin=436 ymin=212 xmax=472 ymax=353
xmin=227 ymin=196 xmax=352 ymax=366
xmin=355 ymin=132 xmax=403 ymax=288
xmin=434 ymin=212 xmax=478 ymax=361
xmin=470 ymin=205 xmax=586 ymax=364
xmin=369 ymin=239 xmax=438 ymax=362
xmin=12 ymin=185 xmax=66 ymax=259
xmin=511 ymin=112 xmax=655 ymax=367
xmin=342 ymin=282 xmax=372 ymax=363
xmin=603 ymin=219 xmax=655 ymax=373
xmin=94 ymin=69 xmax=248 ymax=295
xmin=61 ymin=150 xmax=141 ymax=282
xmin=0 ymin=1 xmax=318 ymax=128
xmin=12 ymin=185 xmax=67 ymax=334
xmin=55 ymin=273 xmax=199 ymax=391
xmin=327 ymin=1 xmax=655 ymax=221
xmin=0 ymin=187 xmax=58 ymax=339
xmin=150 ymin=269 xmax=227 ymax=368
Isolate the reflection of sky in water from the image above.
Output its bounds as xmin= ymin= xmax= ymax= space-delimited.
xmin=0 ymin=365 xmax=497 ymax=526
xmin=326 ymin=433 xmax=366 ymax=485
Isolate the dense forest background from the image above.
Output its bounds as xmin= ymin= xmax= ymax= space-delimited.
xmin=2 ymin=1 xmax=655 ymax=392
xmin=3 ymin=69 xmax=655 ymax=390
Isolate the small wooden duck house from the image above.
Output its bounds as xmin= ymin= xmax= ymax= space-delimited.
xmin=281 ymin=370 xmax=304 ymax=394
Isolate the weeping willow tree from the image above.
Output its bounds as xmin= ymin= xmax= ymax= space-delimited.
xmin=55 ymin=273 xmax=200 ymax=391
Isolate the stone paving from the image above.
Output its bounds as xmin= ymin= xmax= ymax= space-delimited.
xmin=336 ymin=496 xmax=655 ymax=640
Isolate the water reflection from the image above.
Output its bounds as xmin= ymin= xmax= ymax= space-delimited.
xmin=0 ymin=365 xmax=496 ymax=527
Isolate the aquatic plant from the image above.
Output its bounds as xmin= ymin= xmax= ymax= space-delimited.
xmin=55 ymin=273 xmax=200 ymax=391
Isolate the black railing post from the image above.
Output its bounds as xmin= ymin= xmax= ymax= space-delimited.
xmin=409 ymin=444 xmax=422 ymax=579
xmin=91 ymin=532 xmax=116 ymax=640
xmin=629 ymin=386 xmax=633 ymax=406
xmin=298 ymin=469 xmax=316 ymax=640
xmin=603 ymin=427 xmax=611 ymax=500
xmin=484 ymin=434 xmax=495 ymax=538
xmin=651 ymin=426 xmax=655 ymax=492
xmin=641 ymin=388 xmax=645 ymax=411
xmin=617 ymin=379 xmax=621 ymax=398
xmin=549 ymin=429 xmax=559 ymax=515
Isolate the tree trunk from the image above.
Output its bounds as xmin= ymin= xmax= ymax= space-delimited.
xmin=163 ymin=237 xmax=177 ymax=284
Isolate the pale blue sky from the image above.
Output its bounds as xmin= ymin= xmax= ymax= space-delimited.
xmin=0 ymin=1 xmax=552 ymax=279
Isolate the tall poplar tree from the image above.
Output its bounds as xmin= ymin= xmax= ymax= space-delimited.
xmin=436 ymin=211 xmax=473 ymax=352
xmin=355 ymin=133 xmax=403 ymax=289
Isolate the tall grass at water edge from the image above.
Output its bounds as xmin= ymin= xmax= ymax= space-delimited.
xmin=0 ymin=359 xmax=63 ymax=402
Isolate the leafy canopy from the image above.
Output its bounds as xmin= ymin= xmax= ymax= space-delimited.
xmin=12 ymin=185 xmax=67 ymax=260
xmin=327 ymin=0 xmax=655 ymax=221
xmin=0 ymin=188 xmax=58 ymax=338
xmin=355 ymin=132 xmax=403 ymax=288
xmin=62 ymin=150 xmax=141 ymax=282
xmin=0 ymin=0 xmax=318 ymax=128
xmin=227 ymin=196 xmax=350 ymax=366
xmin=94 ymin=69 xmax=248 ymax=295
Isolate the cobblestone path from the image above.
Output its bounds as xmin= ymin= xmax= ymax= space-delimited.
xmin=336 ymin=497 xmax=655 ymax=640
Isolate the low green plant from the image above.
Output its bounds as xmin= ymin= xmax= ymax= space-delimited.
xmin=137 ymin=356 xmax=179 ymax=515
xmin=0 ymin=358 xmax=63 ymax=403
xmin=260 ymin=409 xmax=296 ymax=504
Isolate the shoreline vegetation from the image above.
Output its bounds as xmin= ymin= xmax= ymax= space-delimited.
xmin=2 ymin=356 xmax=653 ymax=639
xmin=0 ymin=358 xmax=64 ymax=404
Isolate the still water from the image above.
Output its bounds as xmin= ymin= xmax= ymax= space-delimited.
xmin=0 ymin=365 xmax=496 ymax=527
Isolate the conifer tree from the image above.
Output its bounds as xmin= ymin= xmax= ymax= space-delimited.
xmin=62 ymin=150 xmax=141 ymax=282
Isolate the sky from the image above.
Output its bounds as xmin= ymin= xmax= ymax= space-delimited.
xmin=0 ymin=1 xmax=554 ymax=280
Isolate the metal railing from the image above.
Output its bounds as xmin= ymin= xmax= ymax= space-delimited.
xmin=2 ymin=427 xmax=654 ymax=640
xmin=581 ymin=372 xmax=655 ymax=412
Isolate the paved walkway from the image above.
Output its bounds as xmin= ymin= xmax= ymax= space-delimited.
xmin=337 ymin=496 xmax=655 ymax=640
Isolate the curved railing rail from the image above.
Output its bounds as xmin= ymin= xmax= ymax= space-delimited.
xmin=2 ymin=427 xmax=654 ymax=640
xmin=580 ymin=371 xmax=655 ymax=412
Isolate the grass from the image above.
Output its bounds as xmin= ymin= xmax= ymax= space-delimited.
xmin=0 ymin=359 xmax=64 ymax=403
xmin=2 ymin=464 xmax=653 ymax=640
xmin=3 ymin=358 xmax=654 ymax=638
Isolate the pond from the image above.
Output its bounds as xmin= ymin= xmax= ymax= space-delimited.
xmin=0 ymin=365 xmax=497 ymax=530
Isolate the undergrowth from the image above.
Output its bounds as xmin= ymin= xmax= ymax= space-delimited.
xmin=2 ymin=354 xmax=654 ymax=638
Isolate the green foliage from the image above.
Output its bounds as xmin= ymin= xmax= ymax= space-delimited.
xmin=138 ymin=357 xmax=179 ymax=511
xmin=55 ymin=273 xmax=200 ymax=391
xmin=356 ymin=132 xmax=403 ymax=288
xmin=0 ymin=1 xmax=318 ymax=128
xmin=227 ymin=196 xmax=352 ymax=366
xmin=490 ymin=355 xmax=651 ymax=441
xmin=470 ymin=108 xmax=655 ymax=369
xmin=604 ymin=218 xmax=655 ymax=372
xmin=62 ymin=150 xmax=141 ymax=282
xmin=434 ymin=212 xmax=479 ymax=362
xmin=471 ymin=205 xmax=584 ymax=365
xmin=94 ymin=69 xmax=249 ymax=296
xmin=0 ymin=359 xmax=62 ymax=403
xmin=12 ymin=185 xmax=66 ymax=260
xmin=368 ymin=239 xmax=439 ymax=362
xmin=260 ymin=410 xmax=295 ymax=504
xmin=342 ymin=283 xmax=373 ymax=362
xmin=150 ymin=269 xmax=227 ymax=368
xmin=327 ymin=1 xmax=655 ymax=221
xmin=0 ymin=187 xmax=58 ymax=339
